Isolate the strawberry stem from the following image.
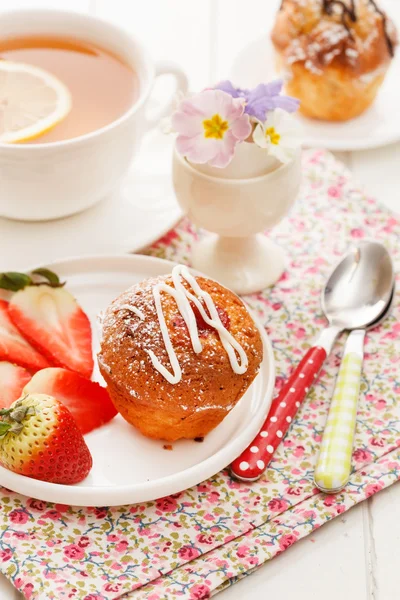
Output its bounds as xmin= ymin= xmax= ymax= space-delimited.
xmin=9 ymin=405 xmax=34 ymax=423
xmin=0 ymin=402 xmax=35 ymax=438
xmin=0 ymin=403 xmax=35 ymax=423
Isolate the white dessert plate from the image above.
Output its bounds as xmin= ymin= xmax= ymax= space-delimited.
xmin=229 ymin=1 xmax=400 ymax=151
xmin=0 ymin=131 xmax=182 ymax=272
xmin=0 ymin=254 xmax=275 ymax=506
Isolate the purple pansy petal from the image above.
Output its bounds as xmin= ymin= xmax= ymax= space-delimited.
xmin=245 ymin=95 xmax=299 ymax=121
xmin=246 ymin=81 xmax=284 ymax=121
xmin=255 ymin=80 xmax=284 ymax=97
xmin=272 ymin=95 xmax=301 ymax=113
xmin=216 ymin=79 xmax=299 ymax=122
xmin=215 ymin=80 xmax=241 ymax=98
xmin=215 ymin=80 xmax=250 ymax=100
xmin=245 ymin=99 xmax=275 ymax=121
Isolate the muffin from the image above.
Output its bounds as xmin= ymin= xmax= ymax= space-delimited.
xmin=271 ymin=0 xmax=398 ymax=121
xmin=98 ymin=266 xmax=263 ymax=441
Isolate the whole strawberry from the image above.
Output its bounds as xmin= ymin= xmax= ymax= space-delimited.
xmin=0 ymin=394 xmax=92 ymax=484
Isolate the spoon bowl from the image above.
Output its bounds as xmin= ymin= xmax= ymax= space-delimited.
xmin=322 ymin=241 xmax=394 ymax=330
xmin=367 ymin=284 xmax=396 ymax=330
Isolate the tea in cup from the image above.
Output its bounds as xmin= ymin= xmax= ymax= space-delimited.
xmin=0 ymin=10 xmax=188 ymax=220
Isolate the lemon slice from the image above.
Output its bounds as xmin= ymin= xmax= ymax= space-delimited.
xmin=0 ymin=60 xmax=72 ymax=143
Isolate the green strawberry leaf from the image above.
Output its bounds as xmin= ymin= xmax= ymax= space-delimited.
xmin=0 ymin=422 xmax=11 ymax=437
xmin=0 ymin=269 xmax=65 ymax=291
xmin=32 ymin=268 xmax=65 ymax=288
xmin=0 ymin=272 xmax=32 ymax=291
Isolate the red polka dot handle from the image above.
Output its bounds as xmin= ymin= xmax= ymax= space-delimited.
xmin=230 ymin=346 xmax=327 ymax=482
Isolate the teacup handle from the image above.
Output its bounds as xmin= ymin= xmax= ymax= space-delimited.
xmin=144 ymin=61 xmax=188 ymax=130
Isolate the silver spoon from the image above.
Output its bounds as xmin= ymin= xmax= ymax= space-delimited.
xmin=314 ymin=264 xmax=395 ymax=494
xmin=231 ymin=240 xmax=394 ymax=483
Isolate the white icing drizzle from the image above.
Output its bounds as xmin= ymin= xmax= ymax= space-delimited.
xmin=146 ymin=265 xmax=249 ymax=385
xmin=118 ymin=304 xmax=145 ymax=320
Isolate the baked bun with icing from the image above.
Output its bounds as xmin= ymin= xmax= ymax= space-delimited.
xmin=271 ymin=0 xmax=398 ymax=121
xmin=98 ymin=266 xmax=263 ymax=441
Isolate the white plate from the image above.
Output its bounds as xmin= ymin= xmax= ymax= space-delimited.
xmin=0 ymin=254 xmax=275 ymax=506
xmin=0 ymin=131 xmax=182 ymax=272
xmin=230 ymin=2 xmax=400 ymax=151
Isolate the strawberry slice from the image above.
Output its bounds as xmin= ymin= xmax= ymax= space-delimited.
xmin=8 ymin=286 xmax=93 ymax=378
xmin=0 ymin=300 xmax=49 ymax=371
xmin=24 ymin=368 xmax=117 ymax=434
xmin=0 ymin=362 xmax=31 ymax=408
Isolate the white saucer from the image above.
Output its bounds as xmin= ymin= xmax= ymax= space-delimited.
xmin=0 ymin=131 xmax=182 ymax=272
xmin=229 ymin=2 xmax=400 ymax=151
xmin=0 ymin=254 xmax=275 ymax=506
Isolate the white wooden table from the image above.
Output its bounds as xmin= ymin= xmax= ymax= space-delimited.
xmin=1 ymin=1 xmax=400 ymax=598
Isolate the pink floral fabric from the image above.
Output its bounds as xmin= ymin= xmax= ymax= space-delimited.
xmin=0 ymin=149 xmax=400 ymax=600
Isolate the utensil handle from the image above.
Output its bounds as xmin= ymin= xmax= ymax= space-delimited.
xmin=314 ymin=330 xmax=365 ymax=494
xmin=230 ymin=345 xmax=327 ymax=482
xmin=144 ymin=61 xmax=188 ymax=130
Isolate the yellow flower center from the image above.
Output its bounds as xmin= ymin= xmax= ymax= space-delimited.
xmin=203 ymin=114 xmax=229 ymax=140
xmin=265 ymin=127 xmax=281 ymax=145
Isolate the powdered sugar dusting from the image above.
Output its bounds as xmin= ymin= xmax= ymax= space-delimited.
xmin=98 ymin=271 xmax=262 ymax=419
xmin=287 ymin=21 xmax=354 ymax=73
xmin=280 ymin=0 xmax=396 ymax=75
xmin=345 ymin=47 xmax=358 ymax=58
xmin=287 ymin=40 xmax=307 ymax=64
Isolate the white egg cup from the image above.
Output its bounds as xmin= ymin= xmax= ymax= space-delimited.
xmin=172 ymin=143 xmax=302 ymax=295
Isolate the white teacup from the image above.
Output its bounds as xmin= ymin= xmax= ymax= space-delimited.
xmin=0 ymin=9 xmax=188 ymax=221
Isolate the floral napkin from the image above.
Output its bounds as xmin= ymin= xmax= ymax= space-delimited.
xmin=0 ymin=149 xmax=399 ymax=600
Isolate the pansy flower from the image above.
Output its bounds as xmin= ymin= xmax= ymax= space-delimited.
xmin=253 ymin=108 xmax=301 ymax=163
xmin=171 ymin=89 xmax=251 ymax=168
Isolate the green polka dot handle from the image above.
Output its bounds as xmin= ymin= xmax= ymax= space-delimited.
xmin=314 ymin=330 xmax=365 ymax=494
